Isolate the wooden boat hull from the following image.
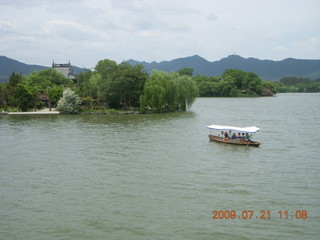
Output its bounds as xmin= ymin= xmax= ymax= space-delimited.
xmin=209 ymin=135 xmax=260 ymax=147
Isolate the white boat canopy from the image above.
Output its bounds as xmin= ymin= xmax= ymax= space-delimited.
xmin=207 ymin=125 xmax=260 ymax=133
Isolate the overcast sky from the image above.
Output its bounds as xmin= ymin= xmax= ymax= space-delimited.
xmin=0 ymin=0 xmax=319 ymax=68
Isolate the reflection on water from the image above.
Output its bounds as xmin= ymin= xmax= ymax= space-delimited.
xmin=1 ymin=93 xmax=319 ymax=240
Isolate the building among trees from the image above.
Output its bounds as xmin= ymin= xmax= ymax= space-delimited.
xmin=52 ymin=61 xmax=77 ymax=83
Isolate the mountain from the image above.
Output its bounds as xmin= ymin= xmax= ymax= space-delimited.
xmin=0 ymin=56 xmax=86 ymax=83
xmin=1 ymin=55 xmax=320 ymax=83
xmin=127 ymin=55 xmax=320 ymax=81
xmin=0 ymin=56 xmax=46 ymax=83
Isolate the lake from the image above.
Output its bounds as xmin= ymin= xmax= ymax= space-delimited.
xmin=1 ymin=93 xmax=319 ymax=240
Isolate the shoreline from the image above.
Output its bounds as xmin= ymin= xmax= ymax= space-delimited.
xmin=2 ymin=108 xmax=60 ymax=115
xmin=7 ymin=111 xmax=60 ymax=115
xmin=1 ymin=108 xmax=183 ymax=115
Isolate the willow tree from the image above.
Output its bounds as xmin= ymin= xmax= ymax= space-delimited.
xmin=140 ymin=70 xmax=198 ymax=113
xmin=139 ymin=77 xmax=165 ymax=113
xmin=176 ymin=74 xmax=198 ymax=110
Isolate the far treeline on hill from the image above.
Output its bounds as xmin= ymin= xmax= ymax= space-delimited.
xmin=0 ymin=57 xmax=320 ymax=114
xmin=127 ymin=54 xmax=320 ymax=81
xmin=1 ymin=55 xmax=320 ymax=83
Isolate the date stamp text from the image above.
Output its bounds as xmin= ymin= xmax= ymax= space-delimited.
xmin=211 ymin=210 xmax=308 ymax=219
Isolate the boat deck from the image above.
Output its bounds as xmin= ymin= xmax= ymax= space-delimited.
xmin=209 ymin=135 xmax=260 ymax=147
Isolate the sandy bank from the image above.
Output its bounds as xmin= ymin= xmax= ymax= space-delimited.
xmin=5 ymin=108 xmax=60 ymax=115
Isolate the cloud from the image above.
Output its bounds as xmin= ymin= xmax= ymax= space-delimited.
xmin=292 ymin=37 xmax=320 ymax=59
xmin=0 ymin=18 xmax=18 ymax=33
xmin=206 ymin=14 xmax=218 ymax=22
xmin=272 ymin=37 xmax=320 ymax=60
xmin=0 ymin=0 xmax=44 ymax=7
xmin=42 ymin=20 xmax=107 ymax=41
xmin=0 ymin=0 xmax=319 ymax=67
xmin=274 ymin=46 xmax=290 ymax=55
xmin=111 ymin=0 xmax=148 ymax=12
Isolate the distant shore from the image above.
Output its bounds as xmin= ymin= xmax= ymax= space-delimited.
xmin=0 ymin=108 xmax=142 ymax=115
xmin=2 ymin=108 xmax=60 ymax=115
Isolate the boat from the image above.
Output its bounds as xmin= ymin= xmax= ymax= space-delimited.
xmin=207 ymin=125 xmax=261 ymax=147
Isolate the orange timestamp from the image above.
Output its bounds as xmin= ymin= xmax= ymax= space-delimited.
xmin=211 ymin=210 xmax=308 ymax=219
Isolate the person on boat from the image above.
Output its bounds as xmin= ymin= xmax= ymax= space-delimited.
xmin=240 ymin=133 xmax=245 ymax=141
xmin=224 ymin=131 xmax=229 ymax=139
xmin=219 ymin=131 xmax=224 ymax=138
xmin=245 ymin=133 xmax=252 ymax=142
xmin=232 ymin=133 xmax=237 ymax=140
xmin=237 ymin=133 xmax=241 ymax=142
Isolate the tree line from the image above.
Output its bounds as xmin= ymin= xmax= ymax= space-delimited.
xmin=0 ymin=69 xmax=72 ymax=111
xmin=193 ymin=69 xmax=277 ymax=97
xmin=276 ymin=76 xmax=320 ymax=92
xmin=0 ymin=60 xmax=198 ymax=113
xmin=2 ymin=58 xmax=307 ymax=114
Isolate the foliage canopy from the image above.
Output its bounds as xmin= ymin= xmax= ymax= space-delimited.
xmin=276 ymin=76 xmax=320 ymax=92
xmin=4 ymin=58 xmax=316 ymax=113
xmin=140 ymin=70 xmax=198 ymax=113
xmin=57 ymin=88 xmax=82 ymax=113
xmin=76 ymin=60 xmax=148 ymax=110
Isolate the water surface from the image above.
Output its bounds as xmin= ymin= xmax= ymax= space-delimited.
xmin=1 ymin=93 xmax=319 ymax=240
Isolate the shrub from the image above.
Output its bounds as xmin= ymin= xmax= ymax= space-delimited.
xmin=57 ymin=88 xmax=82 ymax=113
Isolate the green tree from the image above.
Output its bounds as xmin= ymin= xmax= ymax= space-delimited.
xmin=15 ymin=83 xmax=34 ymax=111
xmin=198 ymin=81 xmax=212 ymax=96
xmin=140 ymin=70 xmax=198 ymax=113
xmin=75 ymin=69 xmax=93 ymax=97
xmin=93 ymin=59 xmax=119 ymax=107
xmin=8 ymin=72 xmax=23 ymax=87
xmin=3 ymin=73 xmax=34 ymax=110
xmin=95 ymin=59 xmax=118 ymax=79
xmin=57 ymin=88 xmax=82 ymax=113
xmin=195 ymin=75 xmax=221 ymax=97
xmin=209 ymin=82 xmax=220 ymax=96
xmin=145 ymin=71 xmax=184 ymax=111
xmin=195 ymin=69 xmax=266 ymax=97
xmin=221 ymin=70 xmax=262 ymax=96
xmin=46 ymin=86 xmax=63 ymax=110
xmin=276 ymin=76 xmax=320 ymax=93
xmin=140 ymin=76 xmax=166 ymax=113
xmin=82 ymin=60 xmax=148 ymax=109
xmin=25 ymin=68 xmax=72 ymax=108
xmin=262 ymin=81 xmax=277 ymax=95
xmin=90 ymin=73 xmax=103 ymax=102
xmin=175 ymin=74 xmax=198 ymax=110
xmin=107 ymin=63 xmax=148 ymax=109
xmin=222 ymin=69 xmax=246 ymax=89
xmin=242 ymin=72 xmax=262 ymax=95
xmin=219 ymin=76 xmax=238 ymax=97
xmin=27 ymin=68 xmax=72 ymax=92
xmin=76 ymin=70 xmax=101 ymax=102
xmin=279 ymin=77 xmax=310 ymax=86
xmin=177 ymin=68 xmax=194 ymax=76
xmin=0 ymin=83 xmax=5 ymax=106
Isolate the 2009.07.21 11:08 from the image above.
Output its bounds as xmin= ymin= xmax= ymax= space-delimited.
xmin=211 ymin=210 xmax=308 ymax=219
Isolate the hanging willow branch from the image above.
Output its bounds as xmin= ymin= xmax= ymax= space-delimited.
xmin=140 ymin=70 xmax=198 ymax=113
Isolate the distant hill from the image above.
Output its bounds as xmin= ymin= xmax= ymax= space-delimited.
xmin=1 ymin=55 xmax=319 ymax=83
xmin=0 ymin=56 xmax=86 ymax=83
xmin=127 ymin=55 xmax=320 ymax=81
xmin=0 ymin=56 xmax=46 ymax=83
